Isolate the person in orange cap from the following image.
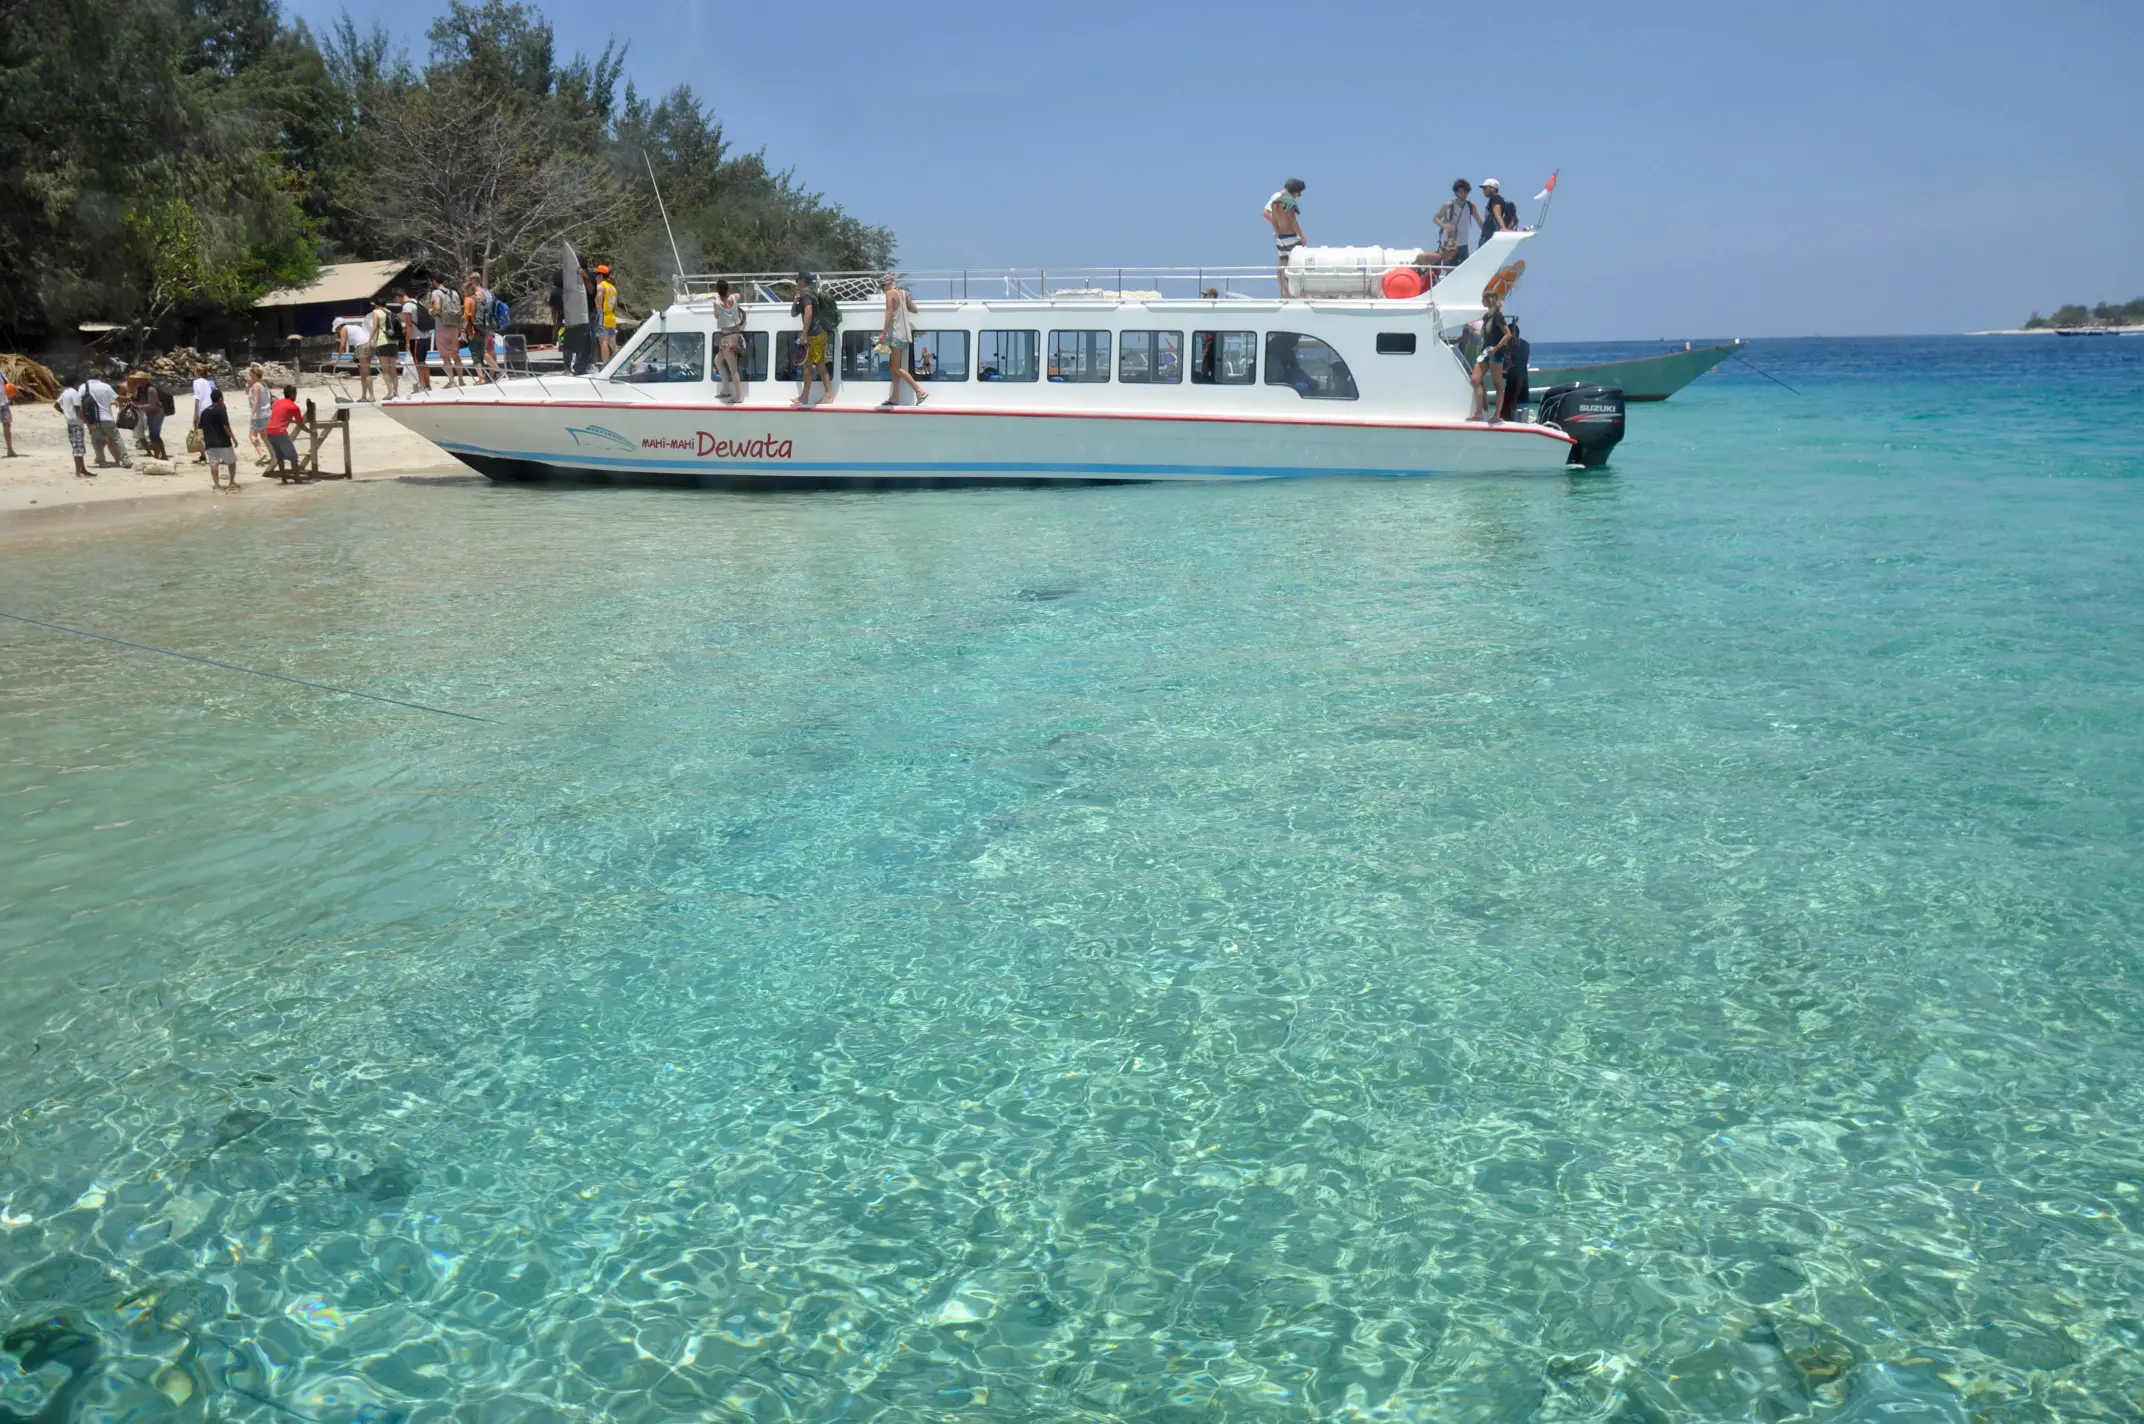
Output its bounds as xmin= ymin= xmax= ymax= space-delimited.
xmin=594 ymin=264 xmax=620 ymax=363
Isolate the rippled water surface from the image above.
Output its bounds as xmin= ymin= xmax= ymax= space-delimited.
xmin=3 ymin=337 xmax=2142 ymax=1422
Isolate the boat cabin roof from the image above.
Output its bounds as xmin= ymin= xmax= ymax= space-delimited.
xmin=664 ymin=231 xmax=1532 ymax=327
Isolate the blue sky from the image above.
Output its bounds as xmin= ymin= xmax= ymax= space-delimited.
xmin=295 ymin=0 xmax=2142 ymax=340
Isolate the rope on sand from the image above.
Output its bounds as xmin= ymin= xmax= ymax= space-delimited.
xmin=0 ymin=611 xmax=499 ymax=724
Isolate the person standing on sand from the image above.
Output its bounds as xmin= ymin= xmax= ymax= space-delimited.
xmin=1 ymin=370 xmax=19 ymax=457
xmin=264 ymin=383 xmax=306 ymax=477
xmin=128 ymin=373 xmax=167 ymax=459
xmin=84 ymin=372 xmax=128 ymax=468
xmin=875 ymin=273 xmax=928 ymax=409
xmin=245 ymin=366 xmax=272 ymax=463
xmin=1264 ymin=179 xmax=1307 ymax=297
xmin=199 ymin=388 xmax=238 ymax=491
xmin=191 ymin=365 xmax=215 ymax=462
xmin=56 ymin=375 xmax=91 ymax=477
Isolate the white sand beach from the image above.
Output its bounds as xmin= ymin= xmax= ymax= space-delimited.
xmin=0 ymin=385 xmax=458 ymax=519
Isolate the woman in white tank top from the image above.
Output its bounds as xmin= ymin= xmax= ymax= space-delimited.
xmin=712 ymin=279 xmax=745 ymax=403
xmin=875 ymin=273 xmax=928 ymax=409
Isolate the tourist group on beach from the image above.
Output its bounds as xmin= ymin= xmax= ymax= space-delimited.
xmin=51 ymin=364 xmax=311 ymax=491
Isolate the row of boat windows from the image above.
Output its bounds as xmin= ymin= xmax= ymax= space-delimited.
xmin=618 ymin=329 xmax=1364 ymax=399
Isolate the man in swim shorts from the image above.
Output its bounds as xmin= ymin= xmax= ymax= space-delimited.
xmin=1264 ymin=178 xmax=1307 ymax=298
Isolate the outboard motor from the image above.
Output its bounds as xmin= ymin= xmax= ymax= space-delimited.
xmin=1536 ymin=383 xmax=1625 ymax=468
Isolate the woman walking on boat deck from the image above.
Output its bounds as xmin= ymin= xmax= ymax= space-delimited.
xmin=713 ymin=279 xmax=746 ymax=402
xmin=875 ymin=274 xmax=929 ymax=409
xmin=1468 ymin=290 xmax=1515 ymax=423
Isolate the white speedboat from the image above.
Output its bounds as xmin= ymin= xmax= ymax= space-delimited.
xmin=380 ymin=231 xmax=1619 ymax=488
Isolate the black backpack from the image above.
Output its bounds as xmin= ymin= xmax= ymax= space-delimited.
xmin=412 ymin=301 xmax=435 ymax=334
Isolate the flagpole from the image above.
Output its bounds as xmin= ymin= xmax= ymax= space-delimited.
xmin=1532 ymin=170 xmax=1561 ymax=233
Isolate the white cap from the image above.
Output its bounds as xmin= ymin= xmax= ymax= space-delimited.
xmin=1482 ymin=178 xmax=1500 ymax=189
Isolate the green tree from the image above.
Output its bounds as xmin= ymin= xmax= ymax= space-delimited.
xmin=0 ymin=0 xmax=318 ymax=342
xmin=611 ymin=84 xmax=894 ymax=313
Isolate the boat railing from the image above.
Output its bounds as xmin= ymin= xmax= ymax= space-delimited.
xmin=671 ymin=261 xmax=1461 ymax=307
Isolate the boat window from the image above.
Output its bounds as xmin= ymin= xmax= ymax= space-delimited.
xmin=1118 ymin=331 xmax=1183 ymax=384
xmin=615 ymin=330 xmax=705 ymax=384
xmin=1375 ymin=332 xmax=1417 ymax=355
xmin=978 ymin=330 xmax=1039 ymax=382
xmin=1048 ymin=330 xmax=1110 ymax=382
xmin=733 ymin=330 xmax=769 ymax=382
xmin=774 ymin=329 xmax=802 ymax=382
xmin=912 ymin=330 xmax=968 ymax=381
xmin=1264 ymin=332 xmax=1358 ymax=399
xmin=1191 ymin=331 xmax=1256 ymax=385
xmin=841 ymin=330 xmax=891 ymax=381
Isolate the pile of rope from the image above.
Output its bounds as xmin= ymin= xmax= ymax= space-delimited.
xmin=0 ymin=353 xmax=61 ymax=403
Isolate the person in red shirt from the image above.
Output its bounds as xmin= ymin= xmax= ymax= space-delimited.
xmin=264 ymin=384 xmax=307 ymax=477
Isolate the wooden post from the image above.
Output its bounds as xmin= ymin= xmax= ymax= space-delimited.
xmin=339 ymin=407 xmax=351 ymax=478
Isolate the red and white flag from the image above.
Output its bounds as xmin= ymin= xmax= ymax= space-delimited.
xmin=1534 ymin=173 xmax=1558 ymax=202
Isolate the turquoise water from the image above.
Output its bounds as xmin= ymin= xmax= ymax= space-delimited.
xmin=2 ymin=336 xmax=2141 ymax=1423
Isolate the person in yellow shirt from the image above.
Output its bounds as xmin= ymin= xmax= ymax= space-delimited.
xmin=595 ymin=264 xmax=620 ymax=364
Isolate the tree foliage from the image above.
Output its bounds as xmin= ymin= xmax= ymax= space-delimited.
xmin=0 ymin=0 xmax=891 ymax=342
xmin=2022 ymin=297 xmax=2144 ymax=330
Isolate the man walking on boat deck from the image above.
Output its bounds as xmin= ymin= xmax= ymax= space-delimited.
xmin=1263 ymin=179 xmax=1306 ymax=297
xmin=1478 ymin=179 xmax=1520 ymax=243
xmin=1436 ymin=179 xmax=1479 ymax=267
xmin=790 ymin=273 xmax=837 ymax=407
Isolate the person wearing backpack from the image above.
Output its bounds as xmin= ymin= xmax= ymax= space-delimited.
xmin=789 ymin=272 xmax=840 ymax=407
xmin=398 ymin=286 xmax=432 ymax=391
xmin=372 ymin=297 xmax=400 ymax=399
xmin=462 ymin=274 xmax=499 ymax=384
xmin=431 ymin=274 xmax=466 ymax=387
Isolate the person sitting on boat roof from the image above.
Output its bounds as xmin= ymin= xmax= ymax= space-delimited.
xmin=1263 ymin=179 xmax=1306 ymax=298
xmin=1435 ymin=179 xmax=1478 ymax=267
xmin=1478 ymin=179 xmax=1519 ymax=241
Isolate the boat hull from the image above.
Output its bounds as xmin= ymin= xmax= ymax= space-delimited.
xmin=1531 ymin=340 xmax=1743 ymax=402
xmin=382 ymin=397 xmax=1579 ymax=487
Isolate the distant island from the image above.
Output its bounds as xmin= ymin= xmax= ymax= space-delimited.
xmin=2022 ymin=297 xmax=2144 ymax=330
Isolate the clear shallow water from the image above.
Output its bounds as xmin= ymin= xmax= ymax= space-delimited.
xmin=1 ymin=336 xmax=2141 ymax=1423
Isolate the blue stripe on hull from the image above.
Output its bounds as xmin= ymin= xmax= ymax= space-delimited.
xmin=435 ymin=441 xmax=1468 ymax=482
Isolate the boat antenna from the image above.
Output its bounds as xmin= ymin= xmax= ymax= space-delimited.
xmin=643 ymin=149 xmax=686 ymax=291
